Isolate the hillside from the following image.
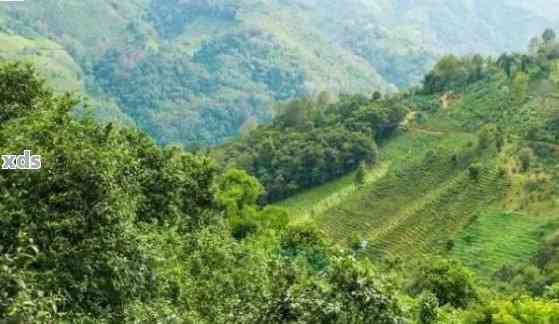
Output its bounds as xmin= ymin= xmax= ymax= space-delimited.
xmin=269 ymin=34 xmax=559 ymax=280
xmin=1 ymin=0 xmax=559 ymax=145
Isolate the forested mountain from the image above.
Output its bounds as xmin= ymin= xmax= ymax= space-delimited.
xmin=1 ymin=0 xmax=558 ymax=145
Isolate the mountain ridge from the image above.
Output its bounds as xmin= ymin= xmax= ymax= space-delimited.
xmin=1 ymin=0 xmax=558 ymax=145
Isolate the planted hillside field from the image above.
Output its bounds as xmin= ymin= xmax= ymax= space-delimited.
xmin=316 ymin=128 xmax=509 ymax=258
xmin=268 ymin=34 xmax=559 ymax=285
xmin=452 ymin=211 xmax=559 ymax=277
xmin=277 ymin=162 xmax=391 ymax=224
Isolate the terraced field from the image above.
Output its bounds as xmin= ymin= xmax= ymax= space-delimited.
xmin=452 ymin=211 xmax=559 ymax=277
xmin=279 ymin=107 xmax=559 ymax=277
xmin=277 ymin=128 xmax=469 ymax=219
xmin=317 ymin=129 xmax=510 ymax=258
xmin=276 ymin=162 xmax=390 ymax=224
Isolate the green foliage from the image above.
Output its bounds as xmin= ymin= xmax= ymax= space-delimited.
xmin=543 ymin=29 xmax=557 ymax=44
xmin=354 ymin=162 xmax=367 ymax=188
xmin=0 ymin=62 xmax=214 ymax=320
xmin=222 ymin=94 xmax=401 ymax=202
xmin=317 ymin=129 xmax=501 ymax=257
xmin=6 ymin=24 xmax=559 ymax=322
xmin=468 ymin=163 xmax=482 ymax=181
xmin=0 ymin=60 xmax=409 ymax=322
xmin=422 ymin=54 xmax=491 ymax=94
xmin=406 ymin=95 xmax=442 ymax=113
xmin=229 ymin=206 xmax=289 ymax=240
xmin=453 ymin=212 xmax=559 ymax=279
xmin=324 ymin=256 xmax=403 ymax=323
xmin=0 ymin=32 xmax=85 ymax=93
xmin=409 ymin=258 xmax=478 ymax=308
xmin=216 ymin=168 xmax=263 ymax=216
xmin=418 ymin=292 xmax=440 ymax=324
xmin=280 ymin=224 xmax=327 ymax=256
xmin=513 ymin=71 xmax=529 ymax=103
xmin=148 ymin=0 xmax=238 ymax=39
xmin=544 ymin=283 xmax=559 ymax=300
xmin=519 ymin=148 xmax=534 ymax=172
xmin=0 ymin=97 xmax=157 ymax=319
xmin=0 ymin=232 xmax=63 ymax=322
xmin=3 ymin=2 xmax=558 ymax=146
xmin=478 ymin=124 xmax=497 ymax=149
xmin=466 ymin=297 xmax=559 ymax=324
xmin=0 ymin=62 xmax=52 ymax=123
xmin=138 ymin=145 xmax=219 ymax=227
xmin=496 ymin=127 xmax=506 ymax=152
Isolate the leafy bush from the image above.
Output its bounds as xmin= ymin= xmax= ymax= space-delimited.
xmin=408 ymin=258 xmax=478 ymax=308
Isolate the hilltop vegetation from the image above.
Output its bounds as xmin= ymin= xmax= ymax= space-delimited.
xmin=218 ymin=93 xmax=407 ymax=202
xmin=2 ymin=0 xmax=559 ymax=145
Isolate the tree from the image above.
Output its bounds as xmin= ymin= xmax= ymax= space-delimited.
xmin=223 ymin=94 xmax=388 ymax=203
xmin=529 ymin=36 xmax=542 ymax=55
xmin=261 ymin=256 xmax=403 ymax=323
xmin=239 ymin=116 xmax=258 ymax=137
xmin=138 ymin=144 xmax=219 ymax=227
xmin=496 ymin=127 xmax=506 ymax=152
xmin=0 ymin=60 xmax=226 ymax=320
xmin=354 ymin=162 xmax=367 ymax=188
xmin=418 ymin=292 xmax=439 ymax=324
xmin=469 ymin=163 xmax=482 ymax=181
xmin=478 ymin=124 xmax=497 ymax=149
xmin=326 ymin=257 xmax=403 ymax=323
xmin=497 ymin=54 xmax=517 ymax=78
xmin=423 ymin=55 xmax=466 ymax=94
xmin=409 ymin=258 xmax=478 ymax=308
xmin=216 ymin=168 xmax=264 ymax=217
xmin=0 ymin=62 xmax=52 ymax=123
xmin=512 ymin=71 xmax=529 ymax=103
xmin=0 ymin=95 xmax=157 ymax=319
xmin=543 ymin=29 xmax=557 ymax=44
xmin=473 ymin=297 xmax=559 ymax=324
xmin=550 ymin=60 xmax=559 ymax=84
xmin=519 ymin=148 xmax=534 ymax=172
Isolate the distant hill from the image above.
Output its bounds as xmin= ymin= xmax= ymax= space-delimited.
xmin=1 ymin=0 xmax=558 ymax=145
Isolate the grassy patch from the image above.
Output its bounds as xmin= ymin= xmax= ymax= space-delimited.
xmin=277 ymin=162 xmax=390 ymax=224
xmin=0 ymin=33 xmax=83 ymax=92
xmin=276 ymin=172 xmax=355 ymax=211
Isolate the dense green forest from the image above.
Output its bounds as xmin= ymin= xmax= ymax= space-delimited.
xmin=0 ymin=61 xmax=405 ymax=322
xmin=4 ymin=28 xmax=559 ymax=323
xmin=217 ymin=93 xmax=407 ymax=202
xmin=1 ymin=0 xmax=559 ymax=146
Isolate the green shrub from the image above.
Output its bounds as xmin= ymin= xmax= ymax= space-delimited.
xmin=409 ymin=258 xmax=478 ymax=308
